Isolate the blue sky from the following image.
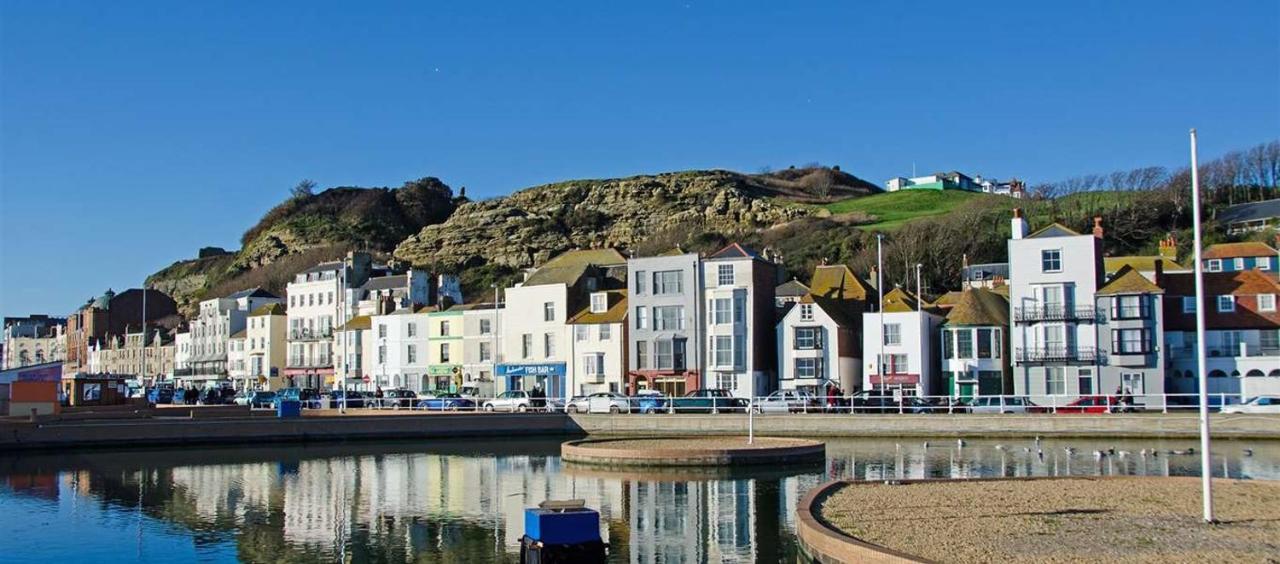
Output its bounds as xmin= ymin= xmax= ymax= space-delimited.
xmin=2 ymin=1 xmax=1277 ymax=317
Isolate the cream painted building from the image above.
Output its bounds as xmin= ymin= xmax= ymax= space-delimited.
xmin=86 ymin=329 xmax=174 ymax=382
xmin=245 ymin=303 xmax=288 ymax=390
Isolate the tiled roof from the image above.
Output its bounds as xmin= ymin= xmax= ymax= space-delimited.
xmin=1104 ymin=256 xmax=1185 ymax=273
xmin=943 ymin=288 xmax=1010 ymax=327
xmin=707 ymin=243 xmax=760 ymax=260
xmin=931 ymin=290 xmax=965 ymax=308
xmin=775 ymin=279 xmax=810 ymax=298
xmin=1159 ymin=269 xmax=1280 ymax=297
xmin=568 ymin=290 xmax=628 ymax=325
xmin=249 ymin=303 xmax=286 ymax=316
xmin=1097 ymin=265 xmax=1163 ymax=295
xmin=809 ymin=265 xmax=871 ymax=302
xmin=1028 ymin=223 xmax=1081 ymax=239
xmin=361 ymin=274 xmax=409 ymax=291
xmin=881 ymin=287 xmax=920 ymax=313
xmin=1202 ymin=242 xmax=1277 ymax=259
xmin=226 ymin=287 xmax=279 ymax=300
xmin=336 ymin=315 xmax=371 ymax=331
xmin=1161 ymin=270 xmax=1280 ymax=330
xmin=523 ymin=248 xmax=626 ymax=287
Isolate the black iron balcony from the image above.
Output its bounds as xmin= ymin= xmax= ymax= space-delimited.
xmin=289 ymin=328 xmax=334 ymax=341
xmin=1014 ymin=305 xmax=1098 ymax=323
xmin=1015 ymin=346 xmax=1098 ymax=364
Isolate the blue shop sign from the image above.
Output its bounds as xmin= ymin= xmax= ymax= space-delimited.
xmin=497 ymin=363 xmax=566 ymax=378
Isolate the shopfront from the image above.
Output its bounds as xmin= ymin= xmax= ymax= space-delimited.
xmin=427 ymin=365 xmax=461 ymax=393
xmin=497 ymin=362 xmax=566 ymax=400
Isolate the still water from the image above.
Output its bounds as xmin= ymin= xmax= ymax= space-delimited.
xmin=1 ymin=436 xmax=1276 ymax=563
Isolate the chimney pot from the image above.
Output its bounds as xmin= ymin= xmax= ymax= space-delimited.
xmin=1093 ymin=217 xmax=1104 ymax=239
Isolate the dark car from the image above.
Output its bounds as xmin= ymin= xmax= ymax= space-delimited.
xmin=327 ymin=390 xmax=366 ymax=409
xmin=380 ymin=389 xmax=418 ymax=409
xmin=200 ymin=386 xmax=236 ymax=405
xmin=147 ymin=384 xmax=175 ymax=406
xmin=849 ymin=390 xmax=899 ymax=413
xmin=630 ymin=391 xmax=668 ymax=414
xmin=416 ymin=393 xmax=476 ymax=411
xmin=668 ymin=389 xmax=748 ymax=414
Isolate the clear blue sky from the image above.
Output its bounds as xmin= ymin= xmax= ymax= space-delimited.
xmin=2 ymin=1 xmax=1277 ymax=318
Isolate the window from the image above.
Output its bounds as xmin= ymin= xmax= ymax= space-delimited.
xmin=794 ymin=327 xmax=820 ymax=349
xmin=636 ymin=307 xmax=648 ymax=329
xmin=1077 ymin=368 xmax=1093 ymax=395
xmin=590 ymin=293 xmax=608 ymax=313
xmin=1046 ymin=367 xmax=1065 ymax=395
xmin=1113 ymin=328 xmax=1150 ymax=354
xmin=734 ymin=335 xmax=746 ymax=368
xmin=880 ymin=354 xmax=908 ymax=374
xmin=1258 ymin=294 xmax=1277 ymax=312
xmin=712 ymin=336 xmax=733 ymax=367
xmin=1260 ymin=260 xmax=1272 ymax=271
xmin=378 ymin=344 xmax=386 ymax=364
xmin=440 ymin=321 xmax=450 ymax=336
xmin=543 ymin=302 xmax=555 ymax=322
xmin=328 ymin=292 xmax=334 ymax=304
xmin=407 ymin=322 xmax=417 ymax=337
xmin=1233 ymin=258 xmax=1245 ymax=271
xmin=655 ymin=340 xmax=674 ymax=370
xmin=956 ymin=330 xmax=974 ymax=359
xmin=543 ymin=333 xmax=555 ymax=357
xmin=480 ymin=318 xmax=492 ymax=335
xmin=883 ymin=323 xmax=901 ymax=346
xmin=599 ymin=324 xmax=611 ymax=340
xmin=406 ymin=344 xmax=417 ymax=364
xmin=522 ymin=334 xmax=533 ymax=359
xmin=717 ymin=373 xmax=738 ymax=390
xmin=795 ymin=358 xmax=821 ymax=379
xmin=653 ymin=306 xmax=684 ymax=330
xmin=799 ymin=304 xmax=814 ymax=321
xmin=673 ymin=338 xmax=687 ymax=370
xmin=734 ymin=296 xmax=746 ymax=323
xmin=440 ymin=343 xmax=450 ymax=363
xmin=636 ymin=341 xmax=649 ymax=369
xmin=1122 ymin=372 xmax=1145 ymax=395
xmin=1041 ymin=285 xmax=1064 ymax=308
xmin=717 ymin=264 xmax=735 ymax=286
xmin=653 ymin=271 xmax=682 ymax=295
xmin=1222 ymin=331 xmax=1242 ymax=355
xmin=977 ymin=328 xmax=993 ymax=359
xmin=634 ymin=271 xmax=646 ymax=295
xmin=308 ymin=294 xmax=315 ymax=306
xmin=712 ymin=298 xmax=733 ymax=324
xmin=942 ymin=329 xmax=953 ymax=359
xmin=378 ymin=324 xmax=387 ymax=339
xmin=575 ymin=325 xmax=589 ymax=342
xmin=1260 ymin=330 xmax=1279 ymax=352
xmin=1043 ymin=325 xmax=1066 ymax=352
xmin=479 ymin=342 xmax=491 ymax=362
xmin=582 ymin=354 xmax=605 ymax=377
xmin=1206 ymin=259 xmax=1222 ymax=272
xmin=1217 ymin=296 xmax=1235 ymax=313
xmin=1114 ymin=295 xmax=1146 ymax=319
xmin=1182 ymin=297 xmax=1197 ymax=314
xmin=1041 ymin=249 xmax=1062 ymax=272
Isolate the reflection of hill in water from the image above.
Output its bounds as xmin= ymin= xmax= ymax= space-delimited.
xmin=0 ymin=436 xmax=1276 ymax=562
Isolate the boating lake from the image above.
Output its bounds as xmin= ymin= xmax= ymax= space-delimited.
xmin=1 ymin=436 xmax=1276 ymax=563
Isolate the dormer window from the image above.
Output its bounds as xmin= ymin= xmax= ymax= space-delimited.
xmin=590 ymin=292 xmax=608 ymax=314
xmin=800 ymin=304 xmax=814 ymax=321
xmin=586 ymin=277 xmax=598 ymax=292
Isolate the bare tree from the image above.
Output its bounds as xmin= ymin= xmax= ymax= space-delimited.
xmin=291 ymin=179 xmax=317 ymax=199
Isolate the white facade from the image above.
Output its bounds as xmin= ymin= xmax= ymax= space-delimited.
xmin=499 ymin=283 xmax=573 ymax=400
xmin=701 ymin=254 xmax=773 ymax=398
xmin=172 ymin=331 xmax=191 ymax=378
xmin=461 ymin=305 xmax=503 ymax=397
xmin=861 ymin=308 xmax=942 ymax=396
xmin=569 ymin=291 xmax=627 ymax=396
xmin=185 ymin=290 xmax=282 ymax=385
xmin=1166 ymin=328 xmax=1280 ymax=399
xmin=369 ymin=310 xmax=430 ymax=392
xmin=228 ymin=332 xmax=249 ymax=389
xmin=777 ymin=302 xmax=858 ymax=393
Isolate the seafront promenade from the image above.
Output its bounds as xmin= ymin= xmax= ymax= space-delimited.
xmin=2 ymin=409 xmax=1278 ymax=451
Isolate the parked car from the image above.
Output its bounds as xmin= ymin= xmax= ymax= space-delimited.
xmin=381 ymin=389 xmax=418 ymax=409
xmin=416 ymin=393 xmax=477 ymax=411
xmin=968 ymin=396 xmax=1044 ymax=414
xmin=630 ymin=390 xmax=668 ymax=414
xmin=565 ymin=392 xmax=631 ymax=413
xmin=1222 ymin=395 xmax=1280 ymax=414
xmin=1055 ymin=395 xmax=1132 ymax=414
xmin=234 ymin=390 xmax=276 ymax=408
xmin=668 ymin=389 xmax=748 ymax=414
xmin=273 ymin=387 xmax=321 ymax=409
xmin=754 ymin=390 xmax=820 ymax=414
xmin=483 ymin=390 xmax=534 ymax=412
xmin=200 ymin=386 xmax=236 ymax=405
xmin=849 ymin=390 xmax=899 ymax=413
xmin=147 ymin=384 xmax=175 ymax=406
xmin=326 ymin=390 xmax=366 ymax=409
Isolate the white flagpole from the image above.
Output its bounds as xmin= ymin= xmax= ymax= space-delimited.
xmin=877 ymin=234 xmax=885 ymax=392
xmin=1189 ymin=128 xmax=1214 ymax=523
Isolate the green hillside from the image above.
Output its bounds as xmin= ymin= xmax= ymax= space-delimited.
xmin=823 ymin=189 xmax=994 ymax=229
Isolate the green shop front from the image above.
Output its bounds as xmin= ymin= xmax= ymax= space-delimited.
xmin=428 ymin=364 xmax=462 ymax=393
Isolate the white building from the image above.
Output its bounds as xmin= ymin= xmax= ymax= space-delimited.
xmin=862 ymin=287 xmax=942 ymax=396
xmin=172 ymin=330 xmax=191 ymax=379
xmin=368 ymin=307 xmax=431 ymax=392
xmin=701 ymin=244 xmax=777 ymax=398
xmin=776 ymin=265 xmax=870 ymax=395
xmin=183 ymin=288 xmax=282 ymax=388
xmin=285 ymin=254 xmax=372 ymax=389
xmin=568 ymin=289 xmax=628 ymax=396
xmin=460 ymin=303 xmax=503 ymax=398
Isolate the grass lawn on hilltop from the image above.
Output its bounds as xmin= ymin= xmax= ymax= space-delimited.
xmin=823 ymin=189 xmax=998 ymax=229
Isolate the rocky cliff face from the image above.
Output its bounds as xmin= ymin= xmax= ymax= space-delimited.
xmin=394 ymin=169 xmax=866 ymax=270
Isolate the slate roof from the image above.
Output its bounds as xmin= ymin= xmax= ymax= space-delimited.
xmin=226 ymin=287 xmax=279 ymax=300
xmin=446 ymin=303 xmax=502 ymax=312
xmin=249 ymin=303 xmax=286 ymax=316
xmin=523 ymin=248 xmax=627 ymax=287
xmin=1028 ymin=223 xmax=1082 ymax=238
xmin=1097 ymin=265 xmax=1163 ymax=295
xmin=1202 ymin=242 xmax=1278 ymax=259
xmin=1218 ymin=199 xmax=1280 ymax=225
xmin=707 ymin=243 xmax=760 ymax=260
xmin=943 ymin=288 xmax=1010 ymax=327
xmin=361 ymin=274 xmax=409 ymax=291
xmin=568 ymin=290 xmax=628 ymax=325
xmin=775 ymin=279 xmax=811 ymax=298
xmin=300 ymin=261 xmax=344 ymax=275
xmin=229 ymin=329 xmax=247 ymax=339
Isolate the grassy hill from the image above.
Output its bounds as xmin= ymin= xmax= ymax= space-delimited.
xmin=822 ymin=189 xmax=995 ymax=229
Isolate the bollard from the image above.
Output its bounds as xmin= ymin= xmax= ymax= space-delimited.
xmin=29 ymin=408 xmax=38 ymax=422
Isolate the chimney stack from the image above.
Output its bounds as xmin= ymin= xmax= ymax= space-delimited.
xmin=1093 ymin=216 xmax=1104 ymax=239
xmin=1011 ymin=208 xmax=1029 ymax=240
xmin=1159 ymin=234 xmax=1178 ymax=261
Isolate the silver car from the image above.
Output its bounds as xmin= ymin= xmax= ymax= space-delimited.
xmin=483 ymin=390 xmax=533 ymax=412
xmin=968 ymin=396 xmax=1040 ymax=414
xmin=754 ymin=390 xmax=819 ymax=414
xmin=565 ymin=392 xmax=630 ymax=414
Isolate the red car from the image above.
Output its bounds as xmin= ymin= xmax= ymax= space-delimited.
xmin=1055 ymin=395 xmax=1133 ymax=414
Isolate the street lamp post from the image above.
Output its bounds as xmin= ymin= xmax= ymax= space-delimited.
xmin=1189 ymin=128 xmax=1214 ymax=523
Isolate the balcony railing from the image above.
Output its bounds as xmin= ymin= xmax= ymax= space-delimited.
xmin=288 ymin=355 xmax=333 ymax=368
xmin=289 ymin=328 xmax=334 ymax=341
xmin=1169 ymin=345 xmax=1280 ymax=359
xmin=1015 ymin=347 xmax=1098 ymax=364
xmin=1014 ymin=306 xmax=1098 ymax=324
